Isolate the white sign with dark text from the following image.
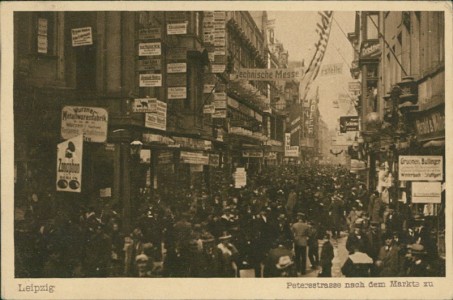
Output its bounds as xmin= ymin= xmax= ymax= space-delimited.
xmin=399 ymin=156 xmax=443 ymax=181
xmin=61 ymin=106 xmax=108 ymax=143
xmin=71 ymin=27 xmax=93 ymax=47
xmin=56 ymin=135 xmax=83 ymax=193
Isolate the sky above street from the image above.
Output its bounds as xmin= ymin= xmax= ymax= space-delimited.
xmin=268 ymin=11 xmax=357 ymax=131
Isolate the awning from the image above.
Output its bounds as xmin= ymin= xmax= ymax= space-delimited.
xmin=423 ymin=139 xmax=445 ymax=148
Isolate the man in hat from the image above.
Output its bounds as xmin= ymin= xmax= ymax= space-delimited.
xmin=264 ymin=238 xmax=295 ymax=277
xmin=405 ymin=244 xmax=431 ymax=276
xmin=341 ymin=243 xmax=374 ymax=277
xmin=217 ymin=231 xmax=239 ymax=277
xmin=375 ymin=232 xmax=401 ymax=277
xmin=307 ymin=220 xmax=320 ymax=269
xmin=318 ymin=233 xmax=334 ymax=277
xmin=291 ymin=212 xmax=310 ymax=275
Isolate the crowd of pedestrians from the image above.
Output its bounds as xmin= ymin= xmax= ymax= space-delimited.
xmin=15 ymin=163 xmax=444 ymax=278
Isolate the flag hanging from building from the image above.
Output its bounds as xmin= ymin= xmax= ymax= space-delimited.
xmin=300 ymin=11 xmax=334 ymax=101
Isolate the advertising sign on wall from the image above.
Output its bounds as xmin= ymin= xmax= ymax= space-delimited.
xmin=139 ymin=42 xmax=161 ymax=56
xmin=231 ymin=68 xmax=304 ymax=81
xmin=399 ymin=156 xmax=443 ymax=181
xmin=339 ymin=116 xmax=359 ymax=133
xmin=167 ymin=87 xmax=187 ymax=99
xmin=132 ymin=98 xmax=158 ymax=113
xmin=234 ymin=167 xmax=247 ymax=188
xmin=180 ymin=151 xmax=209 ymax=165
xmin=242 ymin=150 xmax=263 ymax=158
xmin=61 ymin=106 xmax=108 ymax=143
xmin=167 ymin=22 xmax=188 ymax=35
xmin=138 ymin=58 xmax=161 ymax=71
xmin=167 ymin=62 xmax=187 ymax=73
xmin=144 ymin=100 xmax=167 ymax=131
xmin=56 ymin=135 xmax=83 ymax=193
xmin=139 ymin=74 xmax=162 ymax=87
xmin=412 ymin=182 xmax=442 ymax=203
xmin=71 ymin=27 xmax=93 ymax=47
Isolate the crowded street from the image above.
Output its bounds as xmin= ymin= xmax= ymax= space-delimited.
xmin=10 ymin=8 xmax=446 ymax=282
xmin=15 ymin=163 xmax=445 ymax=278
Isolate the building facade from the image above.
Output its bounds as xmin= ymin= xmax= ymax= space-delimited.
xmin=349 ymin=11 xmax=445 ymax=260
xmin=14 ymin=11 xmax=290 ymax=231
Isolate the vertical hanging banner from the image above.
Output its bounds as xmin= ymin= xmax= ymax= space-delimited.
xmin=56 ymin=135 xmax=83 ymax=193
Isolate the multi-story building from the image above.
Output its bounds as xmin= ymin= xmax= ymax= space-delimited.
xmin=14 ymin=10 xmax=290 ymax=231
xmin=349 ymin=11 xmax=445 ymax=260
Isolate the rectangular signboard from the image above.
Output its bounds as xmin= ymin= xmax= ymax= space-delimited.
xmin=168 ymin=87 xmax=187 ymax=99
xmin=180 ymin=151 xmax=209 ymax=165
xmin=412 ymin=182 xmax=442 ymax=203
xmin=132 ymin=98 xmax=158 ymax=113
xmin=212 ymin=109 xmax=227 ymax=118
xmin=320 ymin=63 xmax=343 ymax=76
xmin=212 ymin=100 xmax=227 ymax=109
xmin=139 ymin=42 xmax=161 ymax=56
xmin=203 ymin=105 xmax=215 ymax=114
xmin=203 ymin=84 xmax=215 ymax=94
xmin=71 ymin=27 xmax=93 ymax=47
xmin=339 ymin=116 xmax=359 ymax=133
xmin=231 ymin=68 xmax=304 ymax=81
xmin=145 ymin=113 xmax=166 ymax=131
xmin=138 ymin=27 xmax=161 ymax=40
xmin=167 ymin=62 xmax=187 ymax=73
xmin=399 ymin=156 xmax=443 ymax=181
xmin=61 ymin=106 xmax=108 ymax=143
xmin=139 ymin=73 xmax=162 ymax=87
xmin=211 ymin=64 xmax=226 ymax=73
xmin=242 ymin=150 xmax=263 ymax=158
xmin=56 ymin=135 xmax=83 ymax=193
xmin=138 ymin=58 xmax=161 ymax=71
xmin=348 ymin=81 xmax=361 ymax=92
xmin=167 ymin=22 xmax=188 ymax=35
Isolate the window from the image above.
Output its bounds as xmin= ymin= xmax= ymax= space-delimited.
xmin=365 ymin=13 xmax=379 ymax=40
xmin=35 ymin=12 xmax=56 ymax=55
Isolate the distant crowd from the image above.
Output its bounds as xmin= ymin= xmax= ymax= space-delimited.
xmin=15 ymin=163 xmax=444 ymax=278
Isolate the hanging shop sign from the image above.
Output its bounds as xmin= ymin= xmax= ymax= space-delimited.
xmin=144 ymin=100 xmax=167 ymax=131
xmin=412 ymin=182 xmax=442 ymax=203
xmin=203 ymin=84 xmax=215 ymax=94
xmin=167 ymin=87 xmax=187 ymax=99
xmin=398 ymin=156 xmax=443 ymax=181
xmin=61 ymin=106 xmax=108 ymax=143
xmin=242 ymin=150 xmax=263 ymax=158
xmin=212 ymin=109 xmax=227 ymax=118
xmin=139 ymin=74 xmax=162 ymax=87
xmin=414 ymin=107 xmax=445 ymax=142
xmin=71 ymin=27 xmax=93 ymax=47
xmin=180 ymin=151 xmax=209 ymax=165
xmin=140 ymin=149 xmax=151 ymax=164
xmin=212 ymin=100 xmax=227 ymax=110
xmin=56 ymin=135 xmax=83 ymax=193
xmin=167 ymin=22 xmax=188 ymax=35
xmin=319 ymin=63 xmax=343 ymax=76
xmin=139 ymin=42 xmax=161 ymax=56
xmin=167 ymin=62 xmax=187 ymax=73
xmin=138 ymin=58 xmax=161 ymax=71
xmin=203 ymin=105 xmax=215 ymax=114
xmin=285 ymin=146 xmax=299 ymax=157
xmin=145 ymin=113 xmax=166 ymax=131
xmin=132 ymin=98 xmax=158 ymax=113
xmin=339 ymin=116 xmax=359 ymax=133
xmin=138 ymin=27 xmax=161 ymax=40
xmin=211 ymin=64 xmax=226 ymax=74
xmin=231 ymin=68 xmax=304 ymax=81
xmin=234 ymin=167 xmax=247 ymax=188
xmin=360 ymin=41 xmax=381 ymax=59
